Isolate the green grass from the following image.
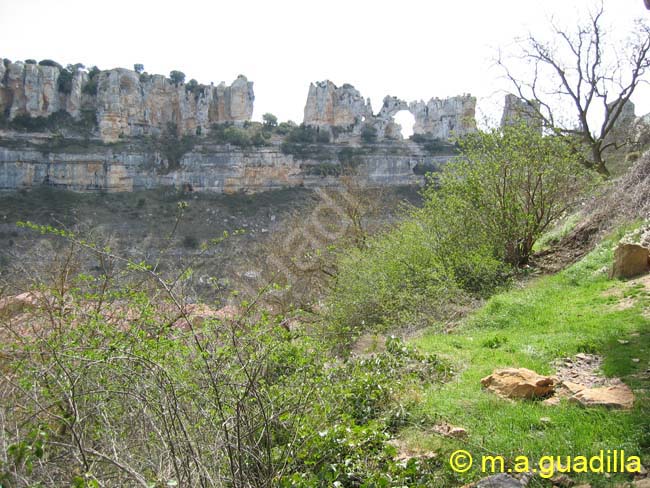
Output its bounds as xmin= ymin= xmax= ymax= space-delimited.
xmin=404 ymin=233 xmax=650 ymax=487
xmin=533 ymin=211 xmax=583 ymax=252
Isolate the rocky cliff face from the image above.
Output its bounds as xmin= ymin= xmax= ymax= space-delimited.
xmin=0 ymin=60 xmax=254 ymax=143
xmin=500 ymin=94 xmax=541 ymax=128
xmin=302 ymin=80 xmax=476 ymax=141
xmin=0 ymin=62 xmax=461 ymax=195
xmin=409 ymin=95 xmax=476 ymax=139
xmin=0 ymin=61 xmax=81 ymax=119
xmin=303 ymin=81 xmax=373 ymax=128
xmin=0 ymin=139 xmax=441 ymax=193
xmin=96 ymin=71 xmax=253 ymax=142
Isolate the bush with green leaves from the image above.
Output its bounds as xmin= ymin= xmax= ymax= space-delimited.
xmin=280 ymin=124 xmax=333 ymax=160
xmin=56 ymin=68 xmax=73 ymax=94
xmin=327 ymin=124 xmax=593 ymax=333
xmin=360 ymin=124 xmax=377 ymax=144
xmin=326 ymin=211 xmax=508 ymax=334
xmin=156 ymin=122 xmax=195 ymax=170
xmin=81 ymin=66 xmax=101 ymax=95
xmin=169 ymin=70 xmax=185 ymax=85
xmin=38 ymin=59 xmax=62 ymax=69
xmin=0 ymin=223 xmax=450 ymax=486
xmin=426 ymin=123 xmax=597 ymax=265
xmin=262 ymin=112 xmax=278 ymax=128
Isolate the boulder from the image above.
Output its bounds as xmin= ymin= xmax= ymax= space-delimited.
xmin=610 ymin=243 xmax=650 ymax=279
xmin=570 ymin=384 xmax=635 ymax=410
xmin=431 ymin=421 xmax=468 ymax=438
xmin=0 ymin=292 xmax=39 ymax=319
xmin=481 ymin=368 xmax=555 ymax=399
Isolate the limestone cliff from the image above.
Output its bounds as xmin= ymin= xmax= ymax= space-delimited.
xmin=409 ymin=95 xmax=476 ymax=139
xmin=302 ymin=80 xmax=476 ymax=141
xmin=0 ymin=59 xmax=254 ymax=142
xmin=500 ymin=94 xmax=541 ymax=128
xmin=303 ymin=81 xmax=373 ymax=128
xmin=0 ymin=138 xmax=443 ymax=193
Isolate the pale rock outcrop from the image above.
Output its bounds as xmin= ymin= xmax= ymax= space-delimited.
xmin=3 ymin=62 xmax=62 ymax=119
xmin=0 ymin=61 xmax=8 ymax=115
xmin=0 ymin=60 xmax=255 ymax=142
xmin=604 ymin=99 xmax=650 ymax=149
xmin=570 ymin=384 xmax=634 ymax=410
xmin=0 ymin=292 xmax=39 ymax=319
xmin=303 ymin=80 xmax=372 ymax=128
xmin=95 ymin=70 xmax=254 ymax=142
xmin=303 ymin=81 xmax=477 ymax=142
xmin=374 ymin=96 xmax=410 ymax=139
xmin=500 ymin=94 xmax=541 ymax=128
xmin=481 ymin=368 xmax=555 ymax=399
xmin=66 ymin=69 xmax=88 ymax=118
xmin=410 ymin=95 xmax=476 ymax=139
xmin=225 ymin=75 xmax=255 ymax=121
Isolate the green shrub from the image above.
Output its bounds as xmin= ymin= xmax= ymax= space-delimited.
xmin=337 ymin=146 xmax=367 ymax=172
xmin=185 ymin=78 xmax=200 ymax=95
xmin=284 ymin=124 xmax=330 ymax=144
xmin=275 ymin=121 xmax=297 ymax=135
xmin=327 ymin=215 xmax=495 ymax=334
xmin=9 ymin=109 xmax=97 ymax=134
xmin=327 ymin=124 xmax=596 ymax=334
xmin=262 ymin=112 xmax=278 ymax=128
xmin=9 ymin=114 xmax=49 ymax=132
xmin=427 ymin=123 xmax=597 ymax=265
xmin=82 ymin=66 xmax=101 ymax=95
xmin=0 ymin=227 xmax=449 ymax=486
xmin=216 ymin=125 xmax=251 ymax=147
xmin=361 ymin=124 xmax=377 ymax=143
xmin=38 ymin=59 xmax=62 ymax=69
xmin=169 ymin=70 xmax=185 ymax=85
xmin=280 ymin=124 xmax=333 ymax=159
xmin=158 ymin=122 xmax=195 ymax=169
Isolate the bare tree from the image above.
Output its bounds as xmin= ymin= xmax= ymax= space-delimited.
xmin=498 ymin=3 xmax=650 ymax=175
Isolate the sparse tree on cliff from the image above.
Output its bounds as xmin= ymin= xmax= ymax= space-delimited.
xmin=169 ymin=70 xmax=186 ymax=85
xmin=262 ymin=113 xmax=278 ymax=128
xmin=497 ymin=4 xmax=650 ymax=175
xmin=133 ymin=63 xmax=144 ymax=74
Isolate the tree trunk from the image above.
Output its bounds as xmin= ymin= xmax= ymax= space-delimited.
xmin=591 ymin=144 xmax=610 ymax=177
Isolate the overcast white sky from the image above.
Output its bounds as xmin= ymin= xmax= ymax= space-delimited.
xmin=1 ymin=0 xmax=649 ymax=132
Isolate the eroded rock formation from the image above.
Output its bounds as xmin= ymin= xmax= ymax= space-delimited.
xmin=303 ymin=81 xmax=373 ymax=128
xmin=302 ymin=80 xmax=476 ymax=141
xmin=409 ymin=95 xmax=477 ymax=139
xmin=0 ymin=59 xmax=254 ymax=142
xmin=500 ymin=94 xmax=541 ymax=128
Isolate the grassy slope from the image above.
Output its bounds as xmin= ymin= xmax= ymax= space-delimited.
xmin=404 ymin=229 xmax=650 ymax=487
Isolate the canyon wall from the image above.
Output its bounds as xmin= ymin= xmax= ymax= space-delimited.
xmin=303 ymin=80 xmax=477 ymax=140
xmin=0 ymin=138 xmax=446 ymax=193
xmin=0 ymin=60 xmax=254 ymax=143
